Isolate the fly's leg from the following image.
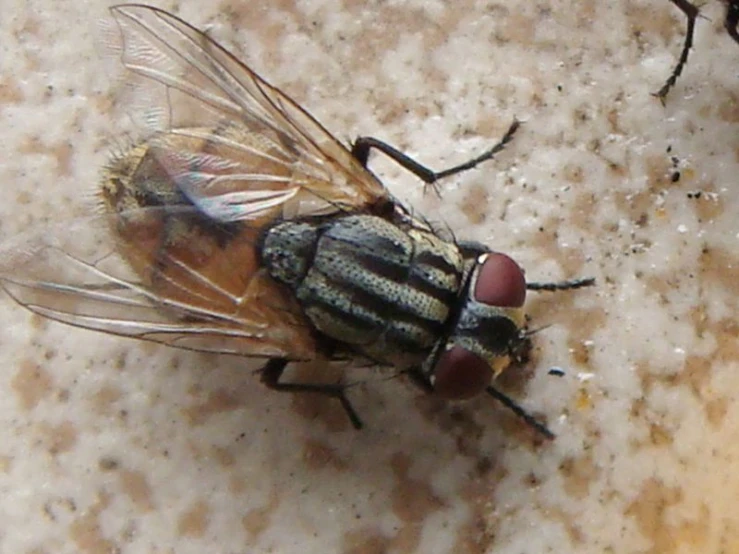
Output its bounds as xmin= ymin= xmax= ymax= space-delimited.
xmin=725 ymin=0 xmax=739 ymax=44
xmin=260 ymin=358 xmax=363 ymax=429
xmin=351 ymin=120 xmax=520 ymax=187
xmin=484 ymin=385 xmax=554 ymax=439
xmin=654 ymin=0 xmax=700 ymax=103
xmin=527 ymin=277 xmax=595 ymax=292
xmin=405 ymin=367 xmax=554 ymax=439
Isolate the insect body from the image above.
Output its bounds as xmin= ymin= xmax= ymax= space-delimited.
xmin=260 ymin=212 xmax=530 ymax=389
xmin=0 ymin=5 xmax=593 ymax=436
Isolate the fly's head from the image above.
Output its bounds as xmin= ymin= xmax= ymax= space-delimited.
xmin=424 ymin=251 xmax=529 ymax=400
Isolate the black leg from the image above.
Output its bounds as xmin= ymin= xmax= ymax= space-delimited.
xmin=527 ymin=277 xmax=595 ymax=292
xmin=485 ymin=386 xmax=555 ymax=439
xmin=725 ymin=0 xmax=739 ymax=44
xmin=351 ymin=120 xmax=520 ymax=184
xmin=260 ymin=358 xmax=363 ymax=429
xmin=408 ymin=365 xmax=553 ymax=439
xmin=654 ymin=0 xmax=700 ymax=103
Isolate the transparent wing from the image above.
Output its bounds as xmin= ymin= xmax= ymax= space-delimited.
xmin=0 ymin=209 xmax=318 ymax=361
xmin=107 ymin=4 xmax=391 ymax=223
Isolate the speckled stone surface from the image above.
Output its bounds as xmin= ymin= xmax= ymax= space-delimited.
xmin=1 ymin=1 xmax=737 ymax=553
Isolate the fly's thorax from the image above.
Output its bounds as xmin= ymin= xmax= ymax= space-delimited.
xmin=260 ymin=221 xmax=319 ymax=288
xmin=260 ymin=214 xmax=465 ymax=365
xmin=424 ymin=252 xmax=528 ymax=400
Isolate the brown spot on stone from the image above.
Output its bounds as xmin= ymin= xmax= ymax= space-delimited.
xmin=181 ymin=388 xmax=241 ymax=426
xmin=0 ymin=78 xmax=24 ymax=104
xmin=704 ymin=397 xmax=728 ymax=428
xmin=448 ymin=514 xmax=498 ymax=554
xmin=19 ymin=135 xmax=43 ymax=156
xmin=52 ymin=142 xmax=74 ymax=176
xmin=717 ymin=91 xmax=739 ymax=124
xmin=645 ymin=154 xmax=674 ymax=191
xmin=626 ymin=478 xmax=709 ymax=554
xmin=0 ymin=455 xmax=12 ymax=473
xmin=18 ymin=14 xmax=42 ymax=39
xmin=91 ymin=385 xmax=122 ymax=416
xmin=460 ymin=183 xmax=490 ymax=225
xmin=629 ymin=341 xmax=729 ymax=429
xmin=649 ymin=422 xmax=674 ymax=447
xmin=525 ymin=291 xmax=603 ymax=374
xmin=11 ymin=359 xmax=54 ymax=411
xmin=699 ymin=246 xmax=738 ymax=298
xmin=68 ymin=492 xmax=116 ymax=554
xmin=388 ymin=452 xmax=446 ymax=551
xmin=562 ymin=163 xmax=585 ymax=184
xmin=39 ymin=421 xmax=77 ymax=455
xmin=229 ymin=474 xmax=246 ymax=494
xmin=303 ymin=438 xmax=348 ymax=471
xmin=575 ymin=386 xmax=594 ymax=412
xmin=177 ymin=499 xmax=210 ymax=538
xmin=607 ymin=107 xmax=622 ymax=134
xmin=682 ymin=354 xmax=712 ymax=397
xmin=98 ymin=457 xmax=119 ymax=471
xmin=342 ymin=528 xmax=392 ymax=554
xmin=114 ymin=352 xmax=128 ymax=371
xmin=15 ymin=189 xmax=33 ymax=205
xmin=690 ymin=188 xmax=725 ymax=223
xmin=498 ymin=10 xmax=536 ymax=45
xmin=525 ymin=215 xmax=593 ymax=278
xmin=211 ymin=446 xmax=236 ymax=468
xmin=715 ymin=319 xmax=738 ymax=364
xmin=120 ymin=469 xmax=153 ymax=512
xmin=543 ymin=504 xmax=586 ymax=544
xmin=566 ymin=191 xmax=599 ymax=236
xmin=241 ymin=492 xmax=279 ymax=540
xmin=570 ymin=339 xmax=592 ymax=367
xmin=559 ymin=453 xmax=600 ymax=499
xmin=627 ymin=2 xmax=683 ymax=48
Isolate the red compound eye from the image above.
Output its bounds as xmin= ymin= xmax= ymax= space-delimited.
xmin=474 ymin=253 xmax=526 ymax=308
xmin=433 ymin=346 xmax=492 ymax=400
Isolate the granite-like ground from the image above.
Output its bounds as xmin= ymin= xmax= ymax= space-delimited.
xmin=0 ymin=1 xmax=737 ymax=553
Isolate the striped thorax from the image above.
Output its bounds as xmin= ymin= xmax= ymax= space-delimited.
xmin=261 ymin=213 xmax=529 ymax=398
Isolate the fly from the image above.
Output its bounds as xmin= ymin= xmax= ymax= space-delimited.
xmin=0 ymin=4 xmax=594 ymax=437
